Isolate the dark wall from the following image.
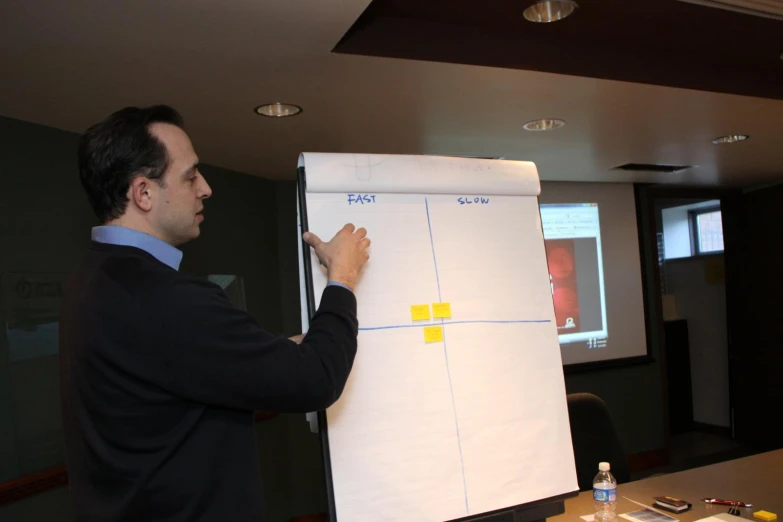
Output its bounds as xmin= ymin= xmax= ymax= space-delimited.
xmin=724 ymin=185 xmax=783 ymax=448
xmin=180 ymin=163 xmax=281 ymax=331
xmin=0 ymin=116 xmax=90 ymax=522
xmin=0 ymin=116 xmax=93 ymax=271
xmin=0 ymin=117 xmax=94 ymax=489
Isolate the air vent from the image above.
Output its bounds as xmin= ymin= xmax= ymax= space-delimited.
xmin=614 ymin=163 xmax=693 ymax=173
xmin=678 ymin=0 xmax=783 ymax=20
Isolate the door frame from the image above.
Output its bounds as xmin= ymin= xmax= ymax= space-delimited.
xmin=634 ymin=184 xmax=740 ymax=455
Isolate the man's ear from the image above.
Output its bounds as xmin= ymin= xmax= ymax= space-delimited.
xmin=129 ymin=177 xmax=154 ymax=212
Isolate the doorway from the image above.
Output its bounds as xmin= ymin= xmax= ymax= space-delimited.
xmin=654 ymin=198 xmax=742 ymax=467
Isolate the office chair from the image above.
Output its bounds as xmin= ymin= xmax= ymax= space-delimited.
xmin=566 ymin=392 xmax=630 ymax=491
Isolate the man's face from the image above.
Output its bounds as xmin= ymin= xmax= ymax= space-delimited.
xmin=148 ymin=123 xmax=212 ymax=246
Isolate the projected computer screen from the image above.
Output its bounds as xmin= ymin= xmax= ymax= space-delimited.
xmin=540 ymin=203 xmax=608 ymax=352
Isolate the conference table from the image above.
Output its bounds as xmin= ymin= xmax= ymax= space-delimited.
xmin=552 ymin=449 xmax=783 ymax=521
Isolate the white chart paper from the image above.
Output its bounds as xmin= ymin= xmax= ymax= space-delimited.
xmin=298 ymin=154 xmax=578 ymax=521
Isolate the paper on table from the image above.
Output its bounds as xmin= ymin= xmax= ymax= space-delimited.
xmin=620 ymin=509 xmax=678 ymax=522
xmin=581 ymin=515 xmax=595 ymax=521
xmin=690 ymin=516 xmax=745 ymax=522
xmin=623 ymin=496 xmax=679 ymax=518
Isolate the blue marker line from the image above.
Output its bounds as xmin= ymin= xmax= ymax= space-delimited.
xmin=359 ymin=319 xmax=551 ymax=331
xmin=425 ymin=197 xmax=468 ymax=515
xmin=424 ymin=198 xmax=442 ymax=302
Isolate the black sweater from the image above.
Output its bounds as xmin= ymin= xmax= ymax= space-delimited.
xmin=59 ymin=242 xmax=358 ymax=521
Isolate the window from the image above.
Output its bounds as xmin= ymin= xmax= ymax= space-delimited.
xmin=661 ymin=200 xmax=724 ymax=260
xmin=691 ymin=208 xmax=724 ymax=255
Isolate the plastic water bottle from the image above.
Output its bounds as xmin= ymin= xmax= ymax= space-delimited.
xmin=593 ymin=462 xmax=617 ymax=522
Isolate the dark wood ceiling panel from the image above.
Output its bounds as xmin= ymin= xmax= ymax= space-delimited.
xmin=334 ymin=0 xmax=783 ymax=100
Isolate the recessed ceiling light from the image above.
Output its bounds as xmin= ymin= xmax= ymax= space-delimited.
xmin=523 ymin=0 xmax=578 ymax=23
xmin=523 ymin=119 xmax=565 ymax=131
xmin=254 ymin=103 xmax=302 ymax=118
xmin=712 ymin=134 xmax=749 ymax=144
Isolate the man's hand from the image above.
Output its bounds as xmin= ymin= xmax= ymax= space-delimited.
xmin=303 ymin=224 xmax=370 ymax=291
xmin=289 ymin=334 xmax=305 ymax=344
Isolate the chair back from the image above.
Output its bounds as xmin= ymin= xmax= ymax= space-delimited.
xmin=567 ymin=392 xmax=630 ymax=491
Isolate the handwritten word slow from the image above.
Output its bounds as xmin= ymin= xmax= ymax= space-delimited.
xmin=458 ymin=196 xmax=490 ymax=205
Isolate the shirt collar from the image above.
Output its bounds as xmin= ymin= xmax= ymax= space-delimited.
xmin=91 ymin=226 xmax=183 ymax=271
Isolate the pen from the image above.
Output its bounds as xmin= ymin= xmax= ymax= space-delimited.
xmin=702 ymin=498 xmax=752 ymax=507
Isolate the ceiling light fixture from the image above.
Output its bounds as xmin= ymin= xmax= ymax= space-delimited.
xmin=712 ymin=134 xmax=749 ymax=144
xmin=254 ymin=103 xmax=303 ymax=118
xmin=522 ymin=119 xmax=566 ymax=131
xmin=523 ymin=0 xmax=578 ymax=23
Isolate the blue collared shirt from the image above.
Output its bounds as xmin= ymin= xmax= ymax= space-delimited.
xmin=92 ymin=226 xmax=183 ymax=271
xmin=91 ymin=225 xmax=353 ymax=292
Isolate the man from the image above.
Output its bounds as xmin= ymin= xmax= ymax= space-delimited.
xmin=59 ymin=105 xmax=370 ymax=521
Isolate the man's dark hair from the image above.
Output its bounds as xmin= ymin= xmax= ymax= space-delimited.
xmin=78 ymin=105 xmax=184 ymax=222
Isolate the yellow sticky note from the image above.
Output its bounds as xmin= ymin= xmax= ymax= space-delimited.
xmin=410 ymin=304 xmax=431 ymax=321
xmin=754 ymin=511 xmax=777 ymax=521
xmin=432 ymin=302 xmax=452 ymax=319
xmin=423 ymin=326 xmax=444 ymax=343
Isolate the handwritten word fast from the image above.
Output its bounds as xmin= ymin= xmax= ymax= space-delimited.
xmin=347 ymin=194 xmax=377 ymax=205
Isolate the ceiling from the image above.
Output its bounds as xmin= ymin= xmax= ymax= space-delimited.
xmin=1 ymin=0 xmax=782 ymax=186
xmin=336 ymin=0 xmax=783 ymax=100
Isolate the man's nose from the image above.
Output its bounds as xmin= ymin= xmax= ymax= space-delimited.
xmin=198 ymin=173 xmax=212 ymax=199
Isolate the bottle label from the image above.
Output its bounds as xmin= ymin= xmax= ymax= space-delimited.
xmin=593 ymin=488 xmax=616 ymax=502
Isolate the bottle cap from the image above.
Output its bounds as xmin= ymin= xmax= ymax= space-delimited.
xmin=599 ymin=462 xmax=610 ymax=471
